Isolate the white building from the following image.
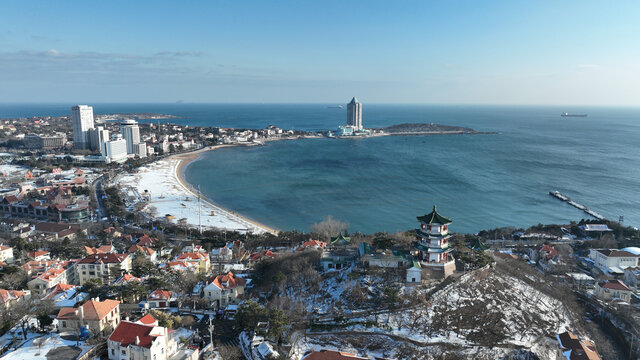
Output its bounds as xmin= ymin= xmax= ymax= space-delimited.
xmin=104 ymin=134 xmax=128 ymax=163
xmin=108 ymin=319 xmax=198 ymax=360
xmin=134 ymin=142 xmax=147 ymax=158
xmin=89 ymin=126 xmax=110 ymax=153
xmin=588 ymin=248 xmax=639 ymax=275
xmin=0 ymin=245 xmax=14 ymax=264
xmin=120 ymin=119 xmax=141 ymax=154
xmin=72 ymin=105 xmax=95 ymax=149
xmin=346 ymin=97 xmax=363 ymax=130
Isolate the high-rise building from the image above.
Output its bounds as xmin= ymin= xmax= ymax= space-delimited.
xmin=104 ymin=134 xmax=128 ymax=163
xmin=72 ymin=105 xmax=95 ymax=149
xmin=346 ymin=97 xmax=363 ymax=130
xmin=120 ymin=119 xmax=141 ymax=154
xmin=89 ymin=126 xmax=110 ymax=154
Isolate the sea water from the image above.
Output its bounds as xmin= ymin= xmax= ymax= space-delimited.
xmin=3 ymin=103 xmax=639 ymax=233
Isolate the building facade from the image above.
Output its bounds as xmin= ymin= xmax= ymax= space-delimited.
xmin=72 ymin=105 xmax=95 ymax=149
xmin=77 ymin=253 xmax=132 ymax=285
xmin=120 ymin=119 xmax=141 ymax=154
xmin=104 ymin=135 xmax=128 ymax=163
xmin=346 ymin=97 xmax=363 ymax=130
xmin=89 ymin=126 xmax=110 ymax=153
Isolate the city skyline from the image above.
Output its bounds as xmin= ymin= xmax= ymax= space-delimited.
xmin=1 ymin=1 xmax=639 ymax=105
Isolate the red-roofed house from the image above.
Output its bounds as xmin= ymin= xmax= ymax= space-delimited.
xmin=595 ymin=279 xmax=632 ymax=303
xmin=28 ymin=250 xmax=50 ymax=261
xmin=27 ymin=260 xmax=76 ymax=296
xmin=113 ymin=273 xmax=142 ymax=285
xmin=0 ymin=289 xmax=29 ymax=309
xmin=135 ymin=314 xmax=158 ymax=326
xmin=249 ymin=250 xmax=277 ymax=262
xmin=77 ymin=253 xmax=132 ymax=285
xmin=84 ymin=243 xmax=115 ymax=255
xmin=302 ymin=350 xmax=369 ymax=360
xmin=57 ymin=298 xmax=120 ymax=334
xmin=175 ymin=252 xmax=210 ymax=273
xmin=127 ymin=245 xmax=157 ymax=263
xmin=146 ymin=289 xmax=177 ymax=309
xmin=203 ymin=272 xmax=247 ymax=309
xmin=300 ymin=240 xmax=327 ymax=251
xmin=108 ymin=320 xmax=197 ymax=360
xmin=159 ymin=261 xmax=198 ymax=273
xmin=529 ymin=244 xmax=558 ymax=262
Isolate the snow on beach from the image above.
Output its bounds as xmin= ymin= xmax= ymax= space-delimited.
xmin=117 ymin=156 xmax=273 ymax=234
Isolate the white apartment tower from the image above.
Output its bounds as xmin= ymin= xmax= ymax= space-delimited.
xmin=346 ymin=97 xmax=363 ymax=130
xmin=89 ymin=126 xmax=110 ymax=154
xmin=72 ymin=105 xmax=95 ymax=149
xmin=120 ymin=119 xmax=141 ymax=154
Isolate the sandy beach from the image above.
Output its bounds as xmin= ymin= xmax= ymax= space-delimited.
xmin=117 ymin=146 xmax=278 ymax=234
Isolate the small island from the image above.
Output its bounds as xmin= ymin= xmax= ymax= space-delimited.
xmin=375 ymin=122 xmax=496 ymax=136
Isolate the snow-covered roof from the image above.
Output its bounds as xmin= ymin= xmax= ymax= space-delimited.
xmin=622 ymin=247 xmax=640 ymax=256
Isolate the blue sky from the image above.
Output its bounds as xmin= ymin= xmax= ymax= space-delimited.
xmin=0 ymin=1 xmax=638 ymax=104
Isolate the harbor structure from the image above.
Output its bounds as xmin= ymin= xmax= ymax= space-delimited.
xmin=71 ymin=105 xmax=95 ymax=149
xmin=120 ymin=119 xmax=141 ymax=154
xmin=346 ymin=97 xmax=363 ymax=130
xmin=415 ymin=205 xmax=455 ymax=276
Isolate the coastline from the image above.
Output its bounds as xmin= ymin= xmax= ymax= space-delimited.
xmin=116 ymin=144 xmax=279 ymax=235
xmin=173 ymin=145 xmax=280 ymax=235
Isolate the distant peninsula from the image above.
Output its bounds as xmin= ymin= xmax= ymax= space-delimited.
xmin=375 ymin=122 xmax=495 ymax=135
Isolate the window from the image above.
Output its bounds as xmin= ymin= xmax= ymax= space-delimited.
xmin=121 ymin=350 xmax=126 ymax=355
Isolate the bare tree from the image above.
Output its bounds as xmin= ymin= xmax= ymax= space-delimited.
xmin=310 ymin=215 xmax=348 ymax=241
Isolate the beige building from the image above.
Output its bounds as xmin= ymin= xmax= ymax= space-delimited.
xmin=595 ymin=280 xmax=632 ymax=303
xmin=57 ymin=299 xmax=121 ymax=335
xmin=77 ymin=253 xmax=131 ymax=285
xmin=0 ymin=245 xmax=14 ymax=264
xmin=27 ymin=261 xmax=76 ymax=297
xmin=203 ymin=272 xmax=246 ymax=308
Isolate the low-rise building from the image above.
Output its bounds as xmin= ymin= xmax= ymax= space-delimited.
xmin=146 ymin=289 xmax=177 ymax=309
xmin=127 ymin=245 xmax=157 ymax=263
xmin=0 ymin=289 xmax=30 ymax=309
xmin=595 ymin=279 xmax=632 ymax=303
xmin=0 ymin=245 xmax=14 ymax=264
xmin=203 ymin=272 xmax=246 ymax=309
xmin=27 ymin=250 xmax=51 ymax=261
xmin=107 ymin=320 xmax=197 ymax=360
xmin=57 ymin=298 xmax=120 ymax=335
xmin=27 ymin=260 xmax=76 ymax=297
xmin=175 ymin=252 xmax=210 ymax=273
xmin=588 ymin=248 xmax=639 ymax=275
xmin=556 ymin=331 xmax=601 ymax=360
xmin=77 ymin=253 xmax=132 ymax=285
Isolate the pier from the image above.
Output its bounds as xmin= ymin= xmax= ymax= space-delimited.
xmin=549 ymin=191 xmax=608 ymax=221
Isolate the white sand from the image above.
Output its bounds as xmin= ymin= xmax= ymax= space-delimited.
xmin=117 ymin=157 xmax=274 ymax=234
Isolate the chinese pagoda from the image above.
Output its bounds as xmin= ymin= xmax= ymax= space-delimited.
xmin=415 ymin=205 xmax=455 ymax=274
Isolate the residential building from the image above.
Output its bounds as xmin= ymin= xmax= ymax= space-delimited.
xmin=23 ymin=133 xmax=67 ymax=149
xmin=84 ymin=243 xmax=115 ymax=255
xmin=528 ymin=244 xmax=558 ymax=262
xmin=134 ymin=142 xmax=147 ymax=158
xmin=556 ymin=331 xmax=601 ymax=360
xmin=127 ymin=244 xmax=157 ymax=263
xmin=0 ymin=245 xmax=14 ymax=264
xmin=28 ymin=250 xmax=50 ymax=261
xmin=415 ymin=205 xmax=455 ymax=276
xmin=595 ymin=279 xmax=632 ymax=303
xmin=77 ymin=253 xmax=132 ymax=285
xmin=120 ymin=119 xmax=141 ymax=154
xmin=57 ymin=298 xmax=120 ymax=335
xmin=107 ymin=320 xmax=197 ymax=360
xmin=72 ymin=105 xmax=95 ymax=149
xmin=175 ymin=252 xmax=210 ymax=273
xmin=203 ymin=271 xmax=246 ymax=308
xmin=0 ymin=289 xmax=30 ymax=309
xmin=623 ymin=267 xmax=640 ymax=291
xmin=145 ymin=289 xmax=177 ymax=309
xmin=346 ymin=97 xmax=363 ymax=130
xmin=27 ymin=260 xmax=76 ymax=297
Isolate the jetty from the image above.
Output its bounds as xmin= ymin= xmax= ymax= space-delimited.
xmin=549 ymin=191 xmax=608 ymax=221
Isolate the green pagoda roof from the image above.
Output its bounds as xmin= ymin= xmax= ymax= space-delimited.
xmin=331 ymin=233 xmax=351 ymax=245
xmin=468 ymin=237 xmax=489 ymax=251
xmin=416 ymin=205 xmax=452 ymax=225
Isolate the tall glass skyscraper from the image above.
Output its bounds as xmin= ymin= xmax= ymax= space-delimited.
xmin=346 ymin=97 xmax=362 ymax=130
xmin=71 ymin=105 xmax=95 ymax=149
